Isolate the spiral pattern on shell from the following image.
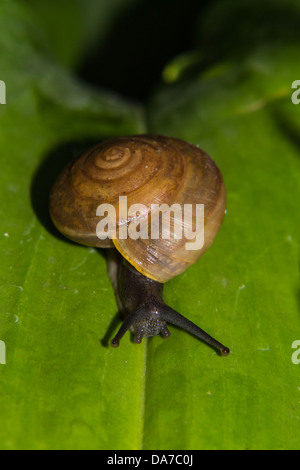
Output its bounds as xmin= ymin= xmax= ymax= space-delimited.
xmin=50 ymin=135 xmax=226 ymax=282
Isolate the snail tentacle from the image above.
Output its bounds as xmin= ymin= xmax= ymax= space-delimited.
xmin=160 ymin=305 xmax=230 ymax=356
xmin=110 ymin=303 xmax=159 ymax=347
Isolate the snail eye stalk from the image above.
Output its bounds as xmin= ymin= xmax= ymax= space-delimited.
xmin=110 ymin=305 xmax=149 ymax=347
xmin=160 ymin=305 xmax=230 ymax=356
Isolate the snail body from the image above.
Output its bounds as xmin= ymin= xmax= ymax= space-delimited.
xmin=50 ymin=134 xmax=229 ymax=355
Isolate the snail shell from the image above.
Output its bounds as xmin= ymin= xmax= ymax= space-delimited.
xmin=49 ymin=134 xmax=226 ymax=283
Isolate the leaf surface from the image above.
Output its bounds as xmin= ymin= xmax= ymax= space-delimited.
xmin=0 ymin=0 xmax=300 ymax=450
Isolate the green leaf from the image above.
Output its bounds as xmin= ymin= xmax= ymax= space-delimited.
xmin=148 ymin=41 xmax=300 ymax=449
xmin=1 ymin=0 xmax=300 ymax=450
xmin=0 ymin=0 xmax=145 ymax=450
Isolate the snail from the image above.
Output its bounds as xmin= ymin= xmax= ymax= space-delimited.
xmin=49 ymin=134 xmax=229 ymax=355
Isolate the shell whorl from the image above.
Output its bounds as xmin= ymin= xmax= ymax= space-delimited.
xmin=49 ymin=135 xmax=226 ymax=282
